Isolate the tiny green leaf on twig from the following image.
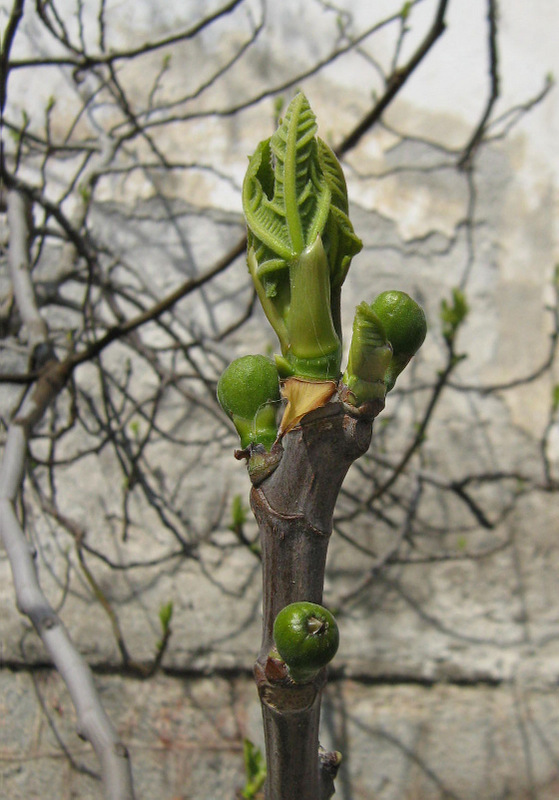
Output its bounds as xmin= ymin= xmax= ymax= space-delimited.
xmin=241 ymin=738 xmax=267 ymax=799
xmin=152 ymin=601 xmax=174 ymax=670
xmin=273 ymin=95 xmax=285 ymax=126
xmin=228 ymin=494 xmax=262 ymax=558
xmin=440 ymin=287 xmax=469 ymax=346
xmin=401 ymin=0 xmax=412 ymax=20
xmin=228 ymin=494 xmax=248 ymax=531
xmin=158 ymin=601 xmax=174 ymax=634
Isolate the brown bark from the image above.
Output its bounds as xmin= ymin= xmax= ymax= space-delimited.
xmin=249 ymin=402 xmax=372 ymax=800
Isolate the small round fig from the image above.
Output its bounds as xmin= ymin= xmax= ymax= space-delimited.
xmin=273 ymin=601 xmax=339 ymax=683
xmin=369 ymin=290 xmax=427 ymax=391
xmin=217 ymin=355 xmax=280 ymax=450
xmin=370 ymin=291 xmax=426 ymax=356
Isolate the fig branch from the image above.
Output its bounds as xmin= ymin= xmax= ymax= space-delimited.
xmin=218 ymin=93 xmax=427 ymax=800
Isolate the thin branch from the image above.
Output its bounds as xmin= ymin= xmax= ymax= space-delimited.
xmin=69 ymin=235 xmax=246 ymax=365
xmin=7 ymin=189 xmax=49 ymax=352
xmin=75 ymin=541 xmax=133 ymax=667
xmin=0 ymin=235 xmax=247 ymax=384
xmin=1 ymin=168 xmax=98 ymax=268
xmin=0 ymin=0 xmax=25 ymax=116
xmin=9 ymin=0 xmax=246 ymax=69
xmin=30 ymin=670 xmax=101 ymax=782
xmin=458 ymin=0 xmax=500 ymax=169
xmin=107 ymin=9 xmax=408 ymax=137
xmin=336 ymin=0 xmax=450 ymax=156
xmin=450 ymin=281 xmax=559 ymax=394
xmin=0 ymin=191 xmax=136 ymax=800
xmin=1 ymin=372 xmax=136 ymax=799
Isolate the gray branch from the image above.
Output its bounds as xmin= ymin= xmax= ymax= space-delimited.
xmin=1 ymin=188 xmax=136 ymax=800
xmin=7 ymin=190 xmax=48 ymax=352
xmin=251 ymin=403 xmax=372 ymax=800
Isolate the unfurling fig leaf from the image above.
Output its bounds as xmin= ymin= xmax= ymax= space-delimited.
xmin=243 ymin=92 xmax=362 ymax=383
xmin=342 ymin=302 xmax=393 ymax=408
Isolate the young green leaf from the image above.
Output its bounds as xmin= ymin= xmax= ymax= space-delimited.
xmin=440 ymin=288 xmax=468 ymax=345
xmin=158 ymin=601 xmax=173 ymax=634
xmin=242 ymin=93 xmax=362 ymax=381
xmin=241 ymin=739 xmax=267 ymax=799
xmin=228 ymin=494 xmax=248 ymax=531
xmin=401 ymin=1 xmax=412 ymax=20
xmin=342 ymin=302 xmax=392 ymax=407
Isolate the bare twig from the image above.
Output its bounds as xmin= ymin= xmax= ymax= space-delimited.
xmin=0 ymin=0 xmax=24 ymax=116
xmin=337 ymin=0 xmax=450 ymax=156
xmin=458 ymin=0 xmax=500 ymax=169
xmin=251 ymin=405 xmax=372 ymax=799
xmin=0 ymin=190 xmax=136 ymax=800
xmin=9 ymin=0 xmax=246 ymax=70
xmin=7 ymin=190 xmax=49 ymax=352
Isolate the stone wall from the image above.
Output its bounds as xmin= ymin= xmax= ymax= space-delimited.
xmin=1 ymin=1 xmax=558 ymax=798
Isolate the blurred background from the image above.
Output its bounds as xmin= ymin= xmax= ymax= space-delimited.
xmin=1 ymin=0 xmax=558 ymax=797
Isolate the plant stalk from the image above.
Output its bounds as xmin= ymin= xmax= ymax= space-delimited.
xmin=250 ymin=403 xmax=372 ymax=800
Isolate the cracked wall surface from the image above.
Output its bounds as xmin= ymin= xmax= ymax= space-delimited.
xmin=1 ymin=0 xmax=559 ymax=798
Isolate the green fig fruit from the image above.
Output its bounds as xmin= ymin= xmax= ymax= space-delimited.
xmin=217 ymin=355 xmax=281 ymax=450
xmin=273 ymin=601 xmax=339 ymax=683
xmin=369 ymin=290 xmax=427 ymax=391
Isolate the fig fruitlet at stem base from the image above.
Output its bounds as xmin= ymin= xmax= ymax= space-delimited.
xmin=217 ymin=355 xmax=281 ymax=451
xmin=273 ymin=601 xmax=339 ymax=683
xmin=370 ymin=290 xmax=427 ymax=391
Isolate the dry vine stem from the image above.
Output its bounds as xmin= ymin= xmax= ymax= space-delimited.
xmin=250 ymin=402 xmax=373 ymax=800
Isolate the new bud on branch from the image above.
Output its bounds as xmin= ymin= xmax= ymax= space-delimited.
xmin=342 ymin=290 xmax=427 ymax=405
xmin=217 ymin=92 xmax=427 ymax=453
xmin=369 ymin=290 xmax=427 ymax=392
xmin=242 ymin=92 xmax=362 ymax=382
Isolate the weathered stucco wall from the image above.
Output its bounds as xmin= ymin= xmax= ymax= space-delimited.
xmin=1 ymin=1 xmax=559 ymax=798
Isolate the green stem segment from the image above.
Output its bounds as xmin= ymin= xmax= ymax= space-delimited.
xmin=276 ymin=236 xmax=342 ymax=379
